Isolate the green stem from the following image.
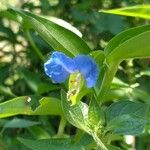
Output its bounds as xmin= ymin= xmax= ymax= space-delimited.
xmin=25 ymin=30 xmax=45 ymax=62
xmin=57 ymin=116 xmax=66 ymax=137
xmin=92 ymin=132 xmax=108 ymax=150
xmin=73 ymin=129 xmax=84 ymax=143
xmin=97 ymin=61 xmax=120 ymax=102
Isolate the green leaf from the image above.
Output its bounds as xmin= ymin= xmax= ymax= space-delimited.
xmin=106 ymin=100 xmax=149 ymax=135
xmin=111 ymin=77 xmax=129 ymax=89
xmin=0 ymin=96 xmax=32 ymax=118
xmin=0 ymin=96 xmax=63 ymax=118
xmin=104 ymin=24 xmax=150 ymax=60
xmin=8 ymin=8 xmax=91 ymax=56
xmin=104 ymin=25 xmax=150 ymax=56
xmin=4 ymin=118 xmax=40 ymax=128
xmin=61 ymin=90 xmax=90 ymax=132
xmin=28 ymin=126 xmax=51 ymax=139
xmin=32 ymin=97 xmax=62 ymax=115
xmin=88 ymin=99 xmax=104 ymax=128
xmin=78 ymin=133 xmax=94 ymax=147
xmin=107 ymin=114 xmax=147 ymax=135
xmin=101 ymin=5 xmax=150 ymax=19
xmin=18 ymin=137 xmax=85 ymax=150
xmin=37 ymin=83 xmax=59 ymax=95
xmin=105 ymin=25 xmax=150 ymax=64
xmin=46 ymin=16 xmax=82 ymax=37
xmin=106 ymin=100 xmax=148 ymax=121
xmin=97 ymin=25 xmax=150 ymax=101
xmin=19 ymin=69 xmax=58 ymax=94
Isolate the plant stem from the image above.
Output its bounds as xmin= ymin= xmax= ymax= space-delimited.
xmin=25 ymin=29 xmax=45 ymax=62
xmin=92 ymin=132 xmax=108 ymax=150
xmin=97 ymin=61 xmax=120 ymax=102
xmin=73 ymin=129 xmax=84 ymax=143
xmin=57 ymin=116 xmax=66 ymax=137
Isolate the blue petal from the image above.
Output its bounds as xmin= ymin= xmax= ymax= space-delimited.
xmin=44 ymin=51 xmax=99 ymax=87
xmin=44 ymin=61 xmax=69 ymax=83
xmin=52 ymin=52 xmax=77 ymax=73
xmin=44 ymin=51 xmax=76 ymax=83
xmin=74 ymin=55 xmax=99 ymax=88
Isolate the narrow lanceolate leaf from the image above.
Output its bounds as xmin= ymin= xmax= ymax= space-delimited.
xmin=0 ymin=96 xmax=63 ymax=118
xmin=8 ymin=8 xmax=91 ymax=56
xmin=104 ymin=25 xmax=150 ymax=56
xmin=47 ymin=16 xmax=82 ymax=37
xmin=106 ymin=100 xmax=149 ymax=135
xmin=4 ymin=118 xmax=40 ymax=128
xmin=18 ymin=138 xmax=85 ymax=150
xmin=105 ymin=25 xmax=150 ymax=64
xmin=101 ymin=5 xmax=150 ymax=19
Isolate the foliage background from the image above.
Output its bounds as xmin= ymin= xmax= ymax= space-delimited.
xmin=0 ymin=0 xmax=150 ymax=150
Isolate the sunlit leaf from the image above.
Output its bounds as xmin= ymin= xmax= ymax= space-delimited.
xmin=46 ymin=16 xmax=82 ymax=37
xmin=0 ymin=96 xmax=63 ymax=118
xmin=101 ymin=5 xmax=150 ymax=19
xmin=105 ymin=26 xmax=150 ymax=64
xmin=8 ymin=8 xmax=91 ymax=56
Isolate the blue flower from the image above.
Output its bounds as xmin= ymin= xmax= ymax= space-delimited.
xmin=44 ymin=51 xmax=99 ymax=88
xmin=44 ymin=52 xmax=76 ymax=83
xmin=73 ymin=55 xmax=99 ymax=88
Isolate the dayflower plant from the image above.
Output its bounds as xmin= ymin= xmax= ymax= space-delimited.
xmin=44 ymin=51 xmax=99 ymax=88
xmin=0 ymin=7 xmax=149 ymax=150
